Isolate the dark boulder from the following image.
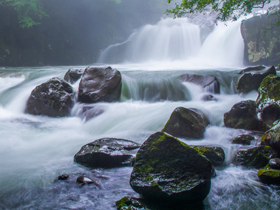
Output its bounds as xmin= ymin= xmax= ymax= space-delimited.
xmin=233 ymin=146 xmax=273 ymax=168
xmin=238 ymin=65 xmax=266 ymax=74
xmin=179 ymin=73 xmax=220 ymax=94
xmin=116 ymin=197 xmax=146 ymax=210
xmin=256 ymin=74 xmax=280 ymax=126
xmin=223 ymin=100 xmax=268 ymax=131
xmin=130 ymin=132 xmax=213 ymax=203
xmin=25 ymin=77 xmax=74 ymax=117
xmin=236 ymin=66 xmax=276 ymax=94
xmin=258 ymin=167 xmax=280 ymax=185
xmin=269 ymin=158 xmax=280 ymax=170
xmin=162 ymin=107 xmax=210 ymax=139
xmin=64 ymin=68 xmax=84 ymax=84
xmin=78 ymin=66 xmax=122 ymax=103
xmin=261 ymin=120 xmax=280 ymax=154
xmin=232 ymin=134 xmax=254 ymax=145
xmin=190 ymin=146 xmax=225 ymax=166
xmin=74 ymin=138 xmax=140 ymax=168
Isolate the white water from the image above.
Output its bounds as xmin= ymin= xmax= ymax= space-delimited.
xmin=98 ymin=18 xmax=245 ymax=70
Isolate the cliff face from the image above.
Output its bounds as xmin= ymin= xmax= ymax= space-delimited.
xmin=241 ymin=14 xmax=280 ymax=66
xmin=0 ymin=0 xmax=165 ymax=67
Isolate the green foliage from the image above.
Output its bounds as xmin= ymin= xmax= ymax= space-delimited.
xmin=166 ymin=0 xmax=273 ymax=21
xmin=0 ymin=0 xmax=47 ymax=28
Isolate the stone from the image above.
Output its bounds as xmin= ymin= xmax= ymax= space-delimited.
xmin=256 ymin=74 xmax=280 ymax=126
xmin=232 ymin=134 xmax=254 ymax=145
xmin=236 ymin=66 xmax=276 ymax=94
xmin=162 ymin=107 xmax=210 ymax=139
xmin=269 ymin=158 xmax=280 ymax=170
xmin=76 ymin=176 xmax=99 ymax=185
xmin=190 ymin=146 xmax=225 ymax=166
xmin=58 ymin=174 xmax=69 ymax=180
xmin=258 ymin=167 xmax=280 ymax=185
xmin=25 ymin=77 xmax=75 ymax=117
xmin=130 ymin=132 xmax=213 ymax=203
xmin=238 ymin=65 xmax=266 ymax=74
xmin=76 ymin=105 xmax=104 ymax=122
xmin=223 ymin=100 xmax=268 ymax=132
xmin=201 ymin=94 xmax=217 ymax=101
xmin=234 ymin=146 xmax=273 ymax=168
xmin=63 ymin=68 xmax=84 ymax=84
xmin=78 ymin=66 xmax=122 ymax=103
xmin=261 ymin=120 xmax=280 ymax=154
xmin=179 ymin=73 xmax=220 ymax=94
xmin=116 ymin=197 xmax=146 ymax=210
xmin=74 ymin=138 xmax=140 ymax=168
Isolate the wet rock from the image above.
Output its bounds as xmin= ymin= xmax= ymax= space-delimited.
xmin=63 ymin=68 xmax=84 ymax=84
xmin=190 ymin=146 xmax=225 ymax=166
xmin=236 ymin=66 xmax=276 ymax=94
xmin=261 ymin=120 xmax=280 ymax=154
xmin=223 ymin=100 xmax=268 ymax=132
xmin=76 ymin=105 xmax=104 ymax=122
xmin=269 ymin=158 xmax=280 ymax=170
xmin=256 ymin=74 xmax=280 ymax=126
xmin=58 ymin=174 xmax=69 ymax=180
xmin=234 ymin=146 xmax=273 ymax=168
xmin=76 ymin=176 xmax=99 ymax=185
xmin=162 ymin=107 xmax=210 ymax=139
xmin=78 ymin=66 xmax=122 ymax=103
xmin=232 ymin=134 xmax=254 ymax=145
xmin=25 ymin=77 xmax=75 ymax=117
xmin=74 ymin=138 xmax=140 ymax=168
xmin=116 ymin=197 xmax=146 ymax=210
xmin=130 ymin=132 xmax=213 ymax=203
xmin=258 ymin=167 xmax=280 ymax=185
xmin=238 ymin=65 xmax=266 ymax=74
xmin=201 ymin=94 xmax=217 ymax=101
xmin=179 ymin=73 xmax=220 ymax=94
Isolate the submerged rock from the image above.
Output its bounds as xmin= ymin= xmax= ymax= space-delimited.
xmin=58 ymin=174 xmax=69 ymax=180
xmin=236 ymin=66 xmax=276 ymax=94
xmin=232 ymin=134 xmax=255 ymax=145
xmin=223 ymin=100 xmax=268 ymax=131
xmin=75 ymin=105 xmax=104 ymax=122
xmin=25 ymin=77 xmax=75 ymax=117
xmin=234 ymin=146 xmax=273 ymax=168
xmin=130 ymin=132 xmax=213 ymax=203
xmin=76 ymin=176 xmax=100 ymax=186
xmin=256 ymin=74 xmax=280 ymax=126
xmin=261 ymin=120 xmax=280 ymax=154
xmin=78 ymin=66 xmax=122 ymax=103
xmin=178 ymin=73 xmax=220 ymax=94
xmin=74 ymin=138 xmax=140 ymax=168
xmin=190 ymin=146 xmax=225 ymax=166
xmin=64 ymin=68 xmax=84 ymax=84
xmin=162 ymin=107 xmax=210 ymax=139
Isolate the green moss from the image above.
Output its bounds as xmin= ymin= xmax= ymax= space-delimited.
xmin=258 ymin=169 xmax=280 ymax=178
xmin=258 ymin=75 xmax=280 ymax=104
xmin=116 ymin=197 xmax=129 ymax=210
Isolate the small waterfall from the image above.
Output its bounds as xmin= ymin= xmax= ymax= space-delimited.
xmin=98 ymin=17 xmax=245 ymax=68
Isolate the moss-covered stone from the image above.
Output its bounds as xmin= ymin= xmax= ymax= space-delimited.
xmin=232 ymin=134 xmax=254 ymax=145
xmin=162 ymin=107 xmax=210 ymax=139
xmin=257 ymin=166 xmax=280 ymax=185
xmin=256 ymin=74 xmax=280 ymax=126
xmin=190 ymin=146 xmax=225 ymax=166
xmin=130 ymin=132 xmax=212 ymax=203
xmin=261 ymin=120 xmax=280 ymax=154
xmin=234 ymin=146 xmax=273 ymax=168
xmin=236 ymin=66 xmax=276 ymax=94
xmin=224 ymin=100 xmax=269 ymax=131
xmin=116 ymin=197 xmax=146 ymax=210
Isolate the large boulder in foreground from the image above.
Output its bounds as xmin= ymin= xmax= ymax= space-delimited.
xmin=261 ymin=120 xmax=280 ymax=154
xmin=223 ymin=100 xmax=268 ymax=131
xmin=162 ymin=107 xmax=210 ymax=139
xmin=78 ymin=66 xmax=122 ymax=103
xmin=25 ymin=77 xmax=74 ymax=117
xmin=64 ymin=68 xmax=84 ymax=84
xmin=74 ymin=138 xmax=140 ymax=168
xmin=130 ymin=132 xmax=213 ymax=203
xmin=236 ymin=66 xmax=276 ymax=94
xmin=178 ymin=73 xmax=220 ymax=94
xmin=256 ymin=74 xmax=280 ymax=126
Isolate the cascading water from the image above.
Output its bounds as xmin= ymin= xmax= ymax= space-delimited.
xmin=98 ymin=17 xmax=245 ymax=69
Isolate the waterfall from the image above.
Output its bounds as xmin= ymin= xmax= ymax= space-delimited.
xmin=98 ymin=18 xmax=244 ymax=68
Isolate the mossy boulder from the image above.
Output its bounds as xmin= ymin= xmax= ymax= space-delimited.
xmin=178 ymin=73 xmax=220 ymax=94
xmin=258 ymin=166 xmax=280 ymax=185
xmin=116 ymin=197 xmax=147 ymax=210
xmin=261 ymin=120 xmax=280 ymax=154
xmin=232 ymin=134 xmax=254 ymax=145
xmin=78 ymin=66 xmax=122 ymax=103
xmin=130 ymin=132 xmax=213 ymax=203
xmin=223 ymin=100 xmax=268 ymax=131
xmin=25 ymin=77 xmax=74 ymax=117
xmin=256 ymin=74 xmax=280 ymax=126
xmin=74 ymin=138 xmax=140 ymax=168
xmin=162 ymin=107 xmax=210 ymax=139
xmin=236 ymin=66 xmax=276 ymax=94
xmin=190 ymin=146 xmax=225 ymax=166
xmin=233 ymin=146 xmax=273 ymax=168
xmin=64 ymin=68 xmax=84 ymax=84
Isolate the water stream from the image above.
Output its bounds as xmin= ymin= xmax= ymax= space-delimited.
xmin=0 ymin=17 xmax=280 ymax=210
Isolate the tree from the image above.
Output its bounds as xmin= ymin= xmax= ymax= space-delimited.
xmin=166 ymin=0 xmax=277 ymax=22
